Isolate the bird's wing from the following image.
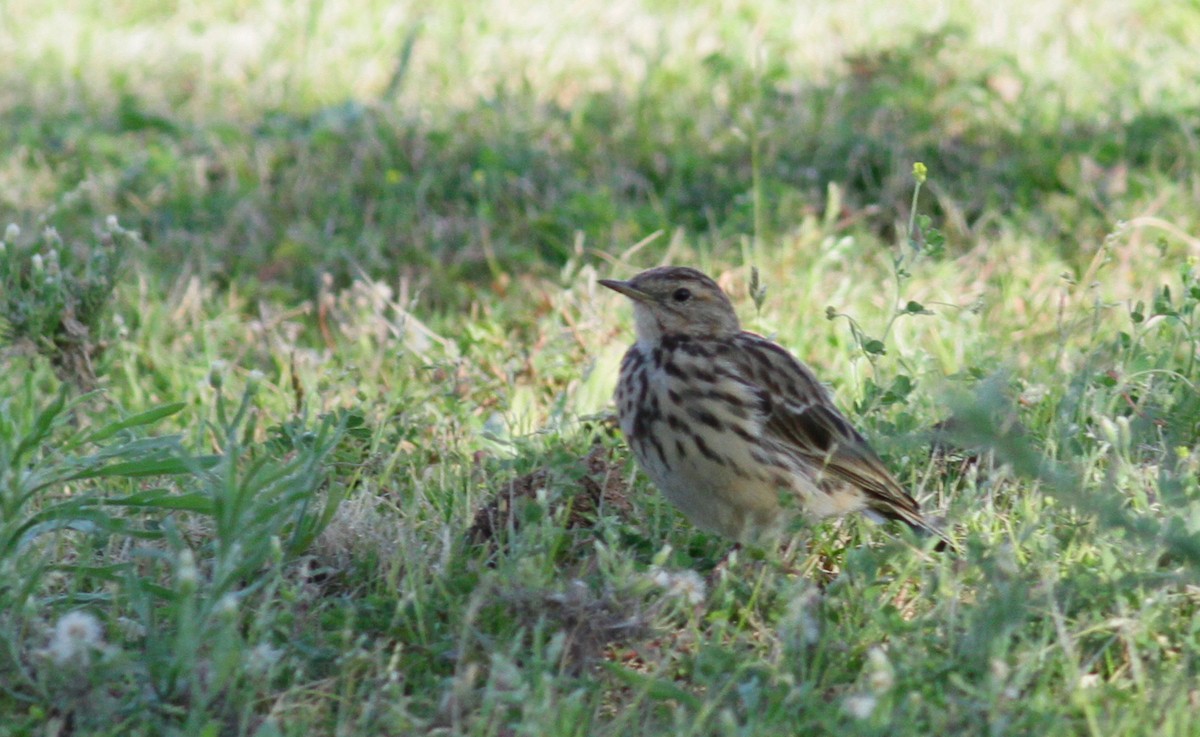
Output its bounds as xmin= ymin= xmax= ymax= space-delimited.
xmin=728 ymin=333 xmax=924 ymax=521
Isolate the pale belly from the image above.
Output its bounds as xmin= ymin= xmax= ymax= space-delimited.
xmin=634 ymin=436 xmax=786 ymax=541
xmin=619 ymin=378 xmax=815 ymax=542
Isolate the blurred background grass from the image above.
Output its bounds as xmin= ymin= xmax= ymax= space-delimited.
xmin=4 ymin=0 xmax=1197 ymax=306
xmin=2 ymin=1 xmax=1200 ymax=734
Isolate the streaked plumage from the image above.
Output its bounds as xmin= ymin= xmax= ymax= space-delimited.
xmin=600 ymin=266 xmax=951 ymax=548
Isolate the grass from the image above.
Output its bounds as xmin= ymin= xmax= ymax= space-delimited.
xmin=2 ymin=0 xmax=1200 ymax=734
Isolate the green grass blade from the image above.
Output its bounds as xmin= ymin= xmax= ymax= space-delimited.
xmin=82 ymin=402 xmax=187 ymax=444
xmin=103 ymin=488 xmax=215 ymax=514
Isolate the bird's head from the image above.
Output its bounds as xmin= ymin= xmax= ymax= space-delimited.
xmin=600 ymin=266 xmax=740 ymax=344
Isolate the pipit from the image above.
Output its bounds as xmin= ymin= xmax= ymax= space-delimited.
xmin=600 ymin=266 xmax=952 ymax=549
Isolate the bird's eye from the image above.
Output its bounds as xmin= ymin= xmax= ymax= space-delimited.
xmin=672 ymin=288 xmax=692 ymax=302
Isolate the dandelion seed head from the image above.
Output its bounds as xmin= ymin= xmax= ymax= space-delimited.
xmin=648 ymin=567 xmax=706 ymax=605
xmin=47 ymin=611 xmax=103 ymax=665
xmin=865 ymin=647 xmax=894 ymax=693
xmin=217 ymin=593 xmax=238 ymax=617
xmin=780 ymin=586 xmax=822 ymax=646
xmin=246 ymin=643 xmax=283 ymax=674
xmin=842 ymin=693 xmax=877 ymax=720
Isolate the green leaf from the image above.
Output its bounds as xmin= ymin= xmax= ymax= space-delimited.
xmin=1153 ymin=285 xmax=1176 ymax=316
xmin=12 ymin=387 xmax=68 ymax=463
xmin=91 ymin=436 xmax=182 ymax=459
xmin=83 ymin=402 xmax=187 ymax=444
xmin=52 ymin=562 xmax=132 ymax=583
xmin=130 ymin=577 xmax=179 ymax=602
xmin=904 ymin=300 xmax=934 ymax=315
xmin=864 ymin=339 xmax=887 ymax=355
xmin=103 ymin=488 xmax=216 ymax=513
xmin=70 ymin=455 xmax=219 ymax=480
xmin=15 ymin=509 xmax=121 ymax=552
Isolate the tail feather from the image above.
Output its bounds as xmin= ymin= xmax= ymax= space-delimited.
xmin=870 ymin=503 xmax=956 ymax=553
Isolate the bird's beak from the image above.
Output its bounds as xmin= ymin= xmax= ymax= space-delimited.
xmin=599 ymin=279 xmax=653 ymax=303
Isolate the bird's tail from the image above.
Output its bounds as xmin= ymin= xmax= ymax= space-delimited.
xmin=870 ymin=503 xmax=956 ymax=553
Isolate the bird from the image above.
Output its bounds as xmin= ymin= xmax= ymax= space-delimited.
xmin=599 ymin=265 xmax=952 ymax=550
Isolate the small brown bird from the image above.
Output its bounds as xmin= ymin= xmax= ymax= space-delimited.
xmin=600 ymin=266 xmax=951 ymax=549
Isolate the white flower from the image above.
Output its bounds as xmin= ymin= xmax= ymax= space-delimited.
xmin=780 ymin=586 xmax=822 ymax=646
xmin=105 ymin=214 xmax=120 ymax=232
xmin=649 ymin=567 xmax=706 ymax=605
xmin=216 ymin=593 xmax=239 ymax=617
xmin=246 ymin=643 xmax=283 ymax=674
xmin=842 ymin=693 xmax=877 ymax=720
xmin=177 ymin=549 xmax=198 ymax=586
xmin=1019 ymin=383 xmax=1048 ymax=405
xmin=4 ymin=223 xmax=18 ymax=242
xmin=115 ymin=616 xmax=146 ymax=640
xmin=47 ymin=611 xmax=104 ymax=665
xmin=865 ymin=647 xmax=894 ymax=694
